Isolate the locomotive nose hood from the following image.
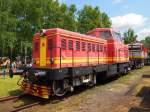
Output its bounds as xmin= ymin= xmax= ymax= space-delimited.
xmin=32 ymin=33 xmax=54 ymax=69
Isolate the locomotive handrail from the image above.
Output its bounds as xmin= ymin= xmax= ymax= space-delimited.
xmin=71 ymin=48 xmax=74 ymax=68
xmin=98 ymin=49 xmax=100 ymax=65
xmin=48 ymin=46 xmax=62 ymax=68
xmin=87 ymin=49 xmax=89 ymax=66
xmin=60 ymin=47 xmax=62 ymax=68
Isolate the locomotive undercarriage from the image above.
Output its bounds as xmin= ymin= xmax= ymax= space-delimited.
xmin=130 ymin=59 xmax=144 ymax=69
xmin=21 ymin=68 xmax=97 ymax=98
xmin=21 ymin=63 xmax=130 ymax=98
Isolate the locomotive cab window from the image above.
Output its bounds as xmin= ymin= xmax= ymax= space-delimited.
xmin=99 ymin=31 xmax=111 ymax=39
xmin=112 ymin=32 xmax=122 ymax=41
xmin=61 ymin=39 xmax=66 ymax=50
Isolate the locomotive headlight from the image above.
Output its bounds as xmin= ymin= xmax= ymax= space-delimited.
xmin=40 ymin=29 xmax=46 ymax=36
xmin=50 ymin=58 xmax=54 ymax=64
xmin=32 ymin=59 xmax=36 ymax=64
xmin=35 ymin=71 xmax=46 ymax=76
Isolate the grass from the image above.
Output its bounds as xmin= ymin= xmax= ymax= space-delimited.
xmin=0 ymin=75 xmax=22 ymax=97
xmin=118 ymin=66 xmax=149 ymax=82
xmin=0 ymin=75 xmax=38 ymax=110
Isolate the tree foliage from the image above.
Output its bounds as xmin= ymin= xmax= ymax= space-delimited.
xmin=124 ymin=28 xmax=137 ymax=44
xmin=77 ymin=5 xmax=111 ymax=33
xmin=0 ymin=0 xmax=112 ymax=59
xmin=141 ymin=36 xmax=150 ymax=56
xmin=101 ymin=12 xmax=112 ymax=28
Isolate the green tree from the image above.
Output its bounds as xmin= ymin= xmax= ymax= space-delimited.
xmin=77 ymin=5 xmax=111 ymax=33
xmin=124 ymin=28 xmax=137 ymax=44
xmin=6 ymin=0 xmax=78 ymax=58
xmin=141 ymin=36 xmax=150 ymax=56
xmin=101 ymin=12 xmax=111 ymax=28
xmin=0 ymin=0 xmax=112 ymax=59
xmin=60 ymin=4 xmax=77 ymax=31
xmin=0 ymin=0 xmax=17 ymax=57
xmin=141 ymin=36 xmax=150 ymax=50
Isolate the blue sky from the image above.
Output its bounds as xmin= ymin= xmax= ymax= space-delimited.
xmin=59 ymin=0 xmax=150 ymax=40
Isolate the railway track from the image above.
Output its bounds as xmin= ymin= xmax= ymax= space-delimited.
xmin=9 ymin=100 xmax=47 ymax=112
xmin=0 ymin=94 xmax=26 ymax=102
xmin=0 ymin=94 xmax=48 ymax=112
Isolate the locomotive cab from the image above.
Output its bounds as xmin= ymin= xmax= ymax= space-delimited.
xmin=87 ymin=28 xmax=129 ymax=76
xmin=87 ymin=28 xmax=122 ymax=40
xmin=87 ymin=28 xmax=129 ymax=63
xmin=128 ymin=42 xmax=146 ymax=68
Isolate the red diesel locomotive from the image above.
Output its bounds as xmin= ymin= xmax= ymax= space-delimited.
xmin=129 ymin=42 xmax=148 ymax=68
xmin=21 ymin=28 xmax=130 ymax=98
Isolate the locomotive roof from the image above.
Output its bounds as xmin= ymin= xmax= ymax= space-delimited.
xmin=34 ymin=28 xmax=107 ymax=43
xmin=128 ymin=42 xmax=143 ymax=46
xmin=87 ymin=28 xmax=114 ymax=34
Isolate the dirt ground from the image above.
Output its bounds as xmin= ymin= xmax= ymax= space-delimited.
xmin=0 ymin=66 xmax=150 ymax=112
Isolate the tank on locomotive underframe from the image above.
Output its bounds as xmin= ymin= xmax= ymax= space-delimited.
xmin=20 ymin=28 xmax=130 ymax=99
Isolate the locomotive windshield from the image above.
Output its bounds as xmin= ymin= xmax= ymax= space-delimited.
xmin=112 ymin=32 xmax=122 ymax=41
xmin=99 ymin=31 xmax=111 ymax=39
xmin=129 ymin=44 xmax=142 ymax=50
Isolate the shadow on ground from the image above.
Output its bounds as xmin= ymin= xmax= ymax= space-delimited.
xmin=128 ymin=86 xmax=150 ymax=112
xmin=8 ymin=89 xmax=22 ymax=96
xmin=142 ymin=74 xmax=150 ymax=78
xmin=5 ymin=74 xmax=120 ymax=106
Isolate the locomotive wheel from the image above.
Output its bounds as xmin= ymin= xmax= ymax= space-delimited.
xmin=52 ymin=80 xmax=67 ymax=97
xmin=88 ymin=74 xmax=96 ymax=87
xmin=123 ymin=68 xmax=128 ymax=75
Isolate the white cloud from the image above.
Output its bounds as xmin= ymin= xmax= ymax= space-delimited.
xmin=111 ymin=13 xmax=148 ymax=31
xmin=112 ymin=0 xmax=125 ymax=4
xmin=137 ymin=28 xmax=150 ymax=40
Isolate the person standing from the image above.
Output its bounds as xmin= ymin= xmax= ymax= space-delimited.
xmin=3 ymin=65 xmax=6 ymax=79
xmin=9 ymin=61 xmax=13 ymax=78
xmin=2 ymin=58 xmax=9 ymax=79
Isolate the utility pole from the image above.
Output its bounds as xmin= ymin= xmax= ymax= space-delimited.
xmin=25 ymin=45 xmax=27 ymax=64
xmin=21 ymin=41 xmax=22 ymax=55
xmin=24 ymin=41 xmax=28 ymax=64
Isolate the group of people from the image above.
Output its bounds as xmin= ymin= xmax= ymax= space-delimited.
xmin=0 ymin=57 xmax=33 ymax=79
xmin=0 ymin=57 xmax=22 ymax=79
